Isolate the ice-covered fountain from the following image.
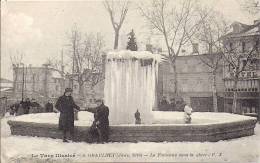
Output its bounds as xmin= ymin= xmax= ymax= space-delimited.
xmin=6 ymin=50 xmax=258 ymax=142
xmin=104 ymin=51 xmax=161 ymax=125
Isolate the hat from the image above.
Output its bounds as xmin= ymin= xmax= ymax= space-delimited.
xmin=95 ymin=99 xmax=103 ymax=103
xmin=64 ymin=88 xmax=73 ymax=93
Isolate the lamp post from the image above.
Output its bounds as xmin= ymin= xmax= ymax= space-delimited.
xmin=21 ymin=63 xmax=25 ymax=101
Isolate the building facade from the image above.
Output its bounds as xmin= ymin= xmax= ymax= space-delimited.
xmin=222 ymin=20 xmax=260 ymax=115
xmin=157 ymin=54 xmax=224 ymax=112
xmin=13 ymin=64 xmax=64 ymax=102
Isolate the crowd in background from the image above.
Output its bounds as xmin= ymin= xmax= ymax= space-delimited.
xmin=158 ymin=96 xmax=186 ymax=111
xmin=8 ymin=98 xmax=54 ymax=116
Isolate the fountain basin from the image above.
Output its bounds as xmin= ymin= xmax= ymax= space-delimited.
xmin=7 ymin=112 xmax=257 ymax=142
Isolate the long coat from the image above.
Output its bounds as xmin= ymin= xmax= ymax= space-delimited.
xmin=45 ymin=102 xmax=53 ymax=112
xmin=55 ymin=95 xmax=80 ymax=131
xmin=30 ymin=102 xmax=41 ymax=113
xmin=88 ymin=104 xmax=109 ymax=141
xmin=20 ymin=101 xmax=31 ymax=114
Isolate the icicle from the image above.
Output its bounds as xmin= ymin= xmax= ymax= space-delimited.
xmin=104 ymin=51 xmax=162 ymax=124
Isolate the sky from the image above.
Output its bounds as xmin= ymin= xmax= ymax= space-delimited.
xmin=1 ymin=0 xmax=258 ymax=80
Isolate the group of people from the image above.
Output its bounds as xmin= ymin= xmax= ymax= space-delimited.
xmin=159 ymin=96 xmax=186 ymax=111
xmin=9 ymin=91 xmax=193 ymax=143
xmin=9 ymin=98 xmax=54 ymax=116
xmin=160 ymin=96 xmax=193 ymax=124
xmin=55 ymin=88 xmax=109 ymax=143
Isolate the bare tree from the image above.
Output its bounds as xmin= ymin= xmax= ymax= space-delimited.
xmin=139 ymin=0 xmax=205 ymax=95
xmin=194 ymin=7 xmax=259 ymax=114
xmin=189 ymin=8 xmax=230 ymax=112
xmin=46 ymin=58 xmax=62 ymax=70
xmin=103 ymin=0 xmax=129 ymax=49
xmin=10 ymin=52 xmax=24 ymax=97
xmin=45 ymin=53 xmax=69 ymax=73
xmin=222 ymin=36 xmax=258 ymax=113
xmin=66 ymin=26 xmax=105 ymax=99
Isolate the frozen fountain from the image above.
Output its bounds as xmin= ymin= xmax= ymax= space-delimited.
xmin=104 ymin=51 xmax=162 ymax=125
xmin=6 ymin=51 xmax=258 ymax=143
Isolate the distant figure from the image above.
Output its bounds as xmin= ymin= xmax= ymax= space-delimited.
xmin=20 ymin=98 xmax=31 ymax=114
xmin=159 ymin=96 xmax=169 ymax=111
xmin=160 ymin=96 xmax=168 ymax=105
xmin=45 ymin=99 xmax=54 ymax=112
xmin=9 ymin=101 xmax=20 ymax=116
xmin=169 ymin=98 xmax=176 ymax=111
xmin=184 ymin=105 xmax=193 ymax=124
xmin=9 ymin=104 xmax=15 ymax=115
xmin=16 ymin=103 xmax=24 ymax=116
xmin=135 ymin=109 xmax=141 ymax=124
xmin=175 ymin=97 xmax=186 ymax=112
xmin=13 ymin=101 xmax=20 ymax=115
xmin=55 ymin=88 xmax=80 ymax=142
xmin=86 ymin=99 xmax=109 ymax=143
xmin=30 ymin=98 xmax=41 ymax=113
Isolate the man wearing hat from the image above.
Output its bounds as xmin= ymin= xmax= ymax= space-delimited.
xmin=55 ymin=88 xmax=80 ymax=142
xmin=20 ymin=98 xmax=31 ymax=114
xmin=86 ymin=99 xmax=109 ymax=143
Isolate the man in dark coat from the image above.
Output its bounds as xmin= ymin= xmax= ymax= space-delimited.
xmin=30 ymin=98 xmax=41 ymax=113
xmin=169 ymin=98 xmax=176 ymax=111
xmin=86 ymin=99 xmax=109 ymax=143
xmin=14 ymin=101 xmax=20 ymax=115
xmin=20 ymin=98 xmax=31 ymax=114
xmin=55 ymin=88 xmax=80 ymax=142
xmin=45 ymin=99 xmax=53 ymax=112
xmin=160 ymin=96 xmax=168 ymax=105
xmin=9 ymin=104 xmax=15 ymax=115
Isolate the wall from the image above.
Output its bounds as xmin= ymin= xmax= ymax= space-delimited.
xmin=13 ymin=66 xmax=64 ymax=102
xmin=157 ymin=54 xmax=224 ymax=108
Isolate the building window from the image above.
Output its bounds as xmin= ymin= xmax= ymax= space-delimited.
xmin=242 ymin=60 xmax=246 ymax=68
xmin=192 ymin=43 xmax=199 ymax=53
xmin=241 ymin=72 xmax=245 ymax=78
xmin=242 ymin=42 xmax=245 ymax=53
xmin=74 ymin=84 xmax=78 ymax=89
xmin=229 ymin=42 xmax=233 ymax=50
xmin=247 ymin=72 xmax=251 ymax=78
xmin=252 ymin=71 xmax=257 ymax=77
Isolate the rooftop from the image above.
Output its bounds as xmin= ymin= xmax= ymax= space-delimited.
xmin=223 ymin=20 xmax=260 ymax=39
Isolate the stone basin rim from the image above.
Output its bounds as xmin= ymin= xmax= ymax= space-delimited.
xmin=7 ymin=118 xmax=257 ymax=127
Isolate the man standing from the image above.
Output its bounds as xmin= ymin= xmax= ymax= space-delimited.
xmin=14 ymin=101 xmax=20 ymax=115
xmin=30 ymin=98 xmax=41 ymax=113
xmin=55 ymin=88 xmax=80 ymax=142
xmin=20 ymin=98 xmax=31 ymax=114
xmin=169 ymin=98 xmax=176 ymax=111
xmin=86 ymin=99 xmax=109 ymax=143
xmin=45 ymin=99 xmax=53 ymax=112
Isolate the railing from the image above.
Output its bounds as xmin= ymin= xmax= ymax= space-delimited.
xmin=224 ymin=71 xmax=258 ymax=79
xmin=224 ymin=79 xmax=259 ymax=92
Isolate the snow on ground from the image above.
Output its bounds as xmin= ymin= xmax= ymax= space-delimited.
xmin=9 ymin=111 xmax=257 ymax=126
xmin=9 ymin=112 xmax=94 ymax=126
xmin=1 ymin=113 xmax=260 ymax=163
